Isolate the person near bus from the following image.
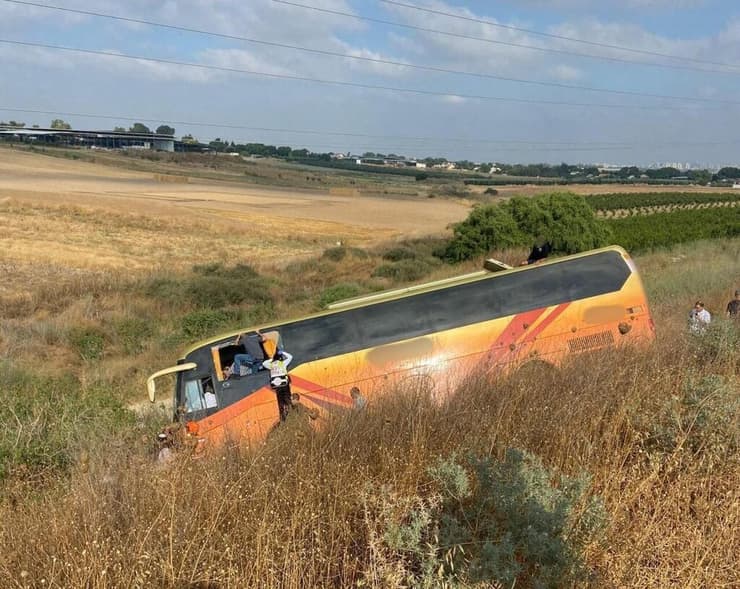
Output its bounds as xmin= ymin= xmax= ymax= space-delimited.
xmin=688 ymin=301 xmax=711 ymax=334
xmin=263 ymin=348 xmax=294 ymax=421
xmin=726 ymin=289 xmax=740 ymax=318
xmin=231 ymin=330 xmax=268 ymax=375
xmin=520 ymin=237 xmax=552 ymax=266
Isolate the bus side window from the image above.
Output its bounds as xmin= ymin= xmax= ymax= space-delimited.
xmin=184 ymin=379 xmax=205 ymax=413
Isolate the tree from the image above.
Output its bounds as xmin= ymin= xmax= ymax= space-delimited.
xmin=441 ymin=192 xmax=612 ymax=262
xmin=155 ymin=125 xmax=175 ymax=136
xmin=113 ymin=126 xmax=126 ymax=132
xmin=181 ymin=134 xmax=197 ymax=144
xmin=50 ymin=119 xmax=71 ymax=129
xmin=129 ymin=122 xmax=151 ymax=134
xmin=208 ymin=138 xmax=229 ymax=152
xmin=715 ymin=167 xmax=740 ymax=180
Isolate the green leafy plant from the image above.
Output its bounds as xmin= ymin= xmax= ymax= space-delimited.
xmin=317 ymin=283 xmax=363 ymax=308
xmin=67 ymin=326 xmax=106 ymax=361
xmin=441 ymin=192 xmax=611 ymax=262
xmin=363 ymin=450 xmax=607 ymax=588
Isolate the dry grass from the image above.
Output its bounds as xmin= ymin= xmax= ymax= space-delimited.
xmin=0 ymin=336 xmax=736 ymax=588
xmin=0 ymin=148 xmax=738 ymax=587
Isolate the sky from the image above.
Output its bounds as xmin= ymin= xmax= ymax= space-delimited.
xmin=2 ymin=0 xmax=740 ymax=165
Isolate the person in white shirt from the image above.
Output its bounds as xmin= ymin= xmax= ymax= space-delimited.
xmin=263 ymin=349 xmax=294 ymax=421
xmin=688 ymin=300 xmax=711 ymax=334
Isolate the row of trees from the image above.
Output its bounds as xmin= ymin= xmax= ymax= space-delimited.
xmin=439 ymin=191 xmax=740 ymax=263
xmin=0 ymin=119 xmax=177 ymax=135
xmin=606 ymin=207 xmax=740 ymax=251
xmin=3 ymin=119 xmax=740 ymax=181
xmin=586 ymin=191 xmax=740 ymax=211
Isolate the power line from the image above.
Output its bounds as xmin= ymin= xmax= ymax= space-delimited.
xmin=272 ymin=0 xmax=740 ymax=76
xmin=2 ymin=106 xmax=738 ymax=150
xmin=0 ymin=38 xmax=729 ymax=111
xmin=378 ymin=0 xmax=740 ymax=70
xmin=2 ymin=1 xmax=733 ymax=102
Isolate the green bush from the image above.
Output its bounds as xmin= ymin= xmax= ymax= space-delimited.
xmin=364 ymin=450 xmax=607 ymax=588
xmin=67 ymin=326 xmax=106 ymax=361
xmin=372 ymin=258 xmax=439 ymax=282
xmin=317 ymin=283 xmax=363 ymax=308
xmin=0 ymin=363 xmax=133 ymax=482
xmin=635 ymin=373 xmax=739 ymax=466
xmin=145 ymin=264 xmax=272 ymax=309
xmin=381 ymin=246 xmax=418 ymax=262
xmin=321 ymin=246 xmax=347 ymax=262
xmin=180 ymin=309 xmax=236 ymax=339
xmin=114 ymin=317 xmax=154 ymax=355
xmin=442 ymin=192 xmax=612 ymax=262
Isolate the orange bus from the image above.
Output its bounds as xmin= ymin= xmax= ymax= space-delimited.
xmin=147 ymin=246 xmax=655 ymax=447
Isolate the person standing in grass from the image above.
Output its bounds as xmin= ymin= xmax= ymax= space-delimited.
xmin=726 ymin=289 xmax=740 ymax=319
xmin=689 ymin=301 xmax=711 ymax=334
xmin=263 ymin=348 xmax=294 ymax=422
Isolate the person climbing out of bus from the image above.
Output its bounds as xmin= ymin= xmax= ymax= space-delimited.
xmin=263 ymin=347 xmax=294 ymax=422
xmin=520 ymin=236 xmax=553 ymax=266
xmin=231 ymin=330 xmax=268 ymax=376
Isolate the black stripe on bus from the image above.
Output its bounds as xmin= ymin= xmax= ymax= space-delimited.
xmin=278 ymin=250 xmax=629 ymax=363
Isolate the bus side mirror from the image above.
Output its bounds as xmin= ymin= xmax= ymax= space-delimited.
xmin=146 ymin=362 xmax=198 ymax=404
xmin=147 ymin=378 xmax=157 ymax=403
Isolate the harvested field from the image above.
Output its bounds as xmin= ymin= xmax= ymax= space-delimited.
xmin=0 ymin=148 xmax=470 ymax=274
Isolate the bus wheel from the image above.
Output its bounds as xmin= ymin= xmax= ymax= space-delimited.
xmin=509 ymin=359 xmax=561 ymax=389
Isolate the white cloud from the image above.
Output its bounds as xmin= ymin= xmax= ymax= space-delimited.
xmin=440 ymin=94 xmax=468 ymax=104
xmin=550 ymin=64 xmax=582 ymax=81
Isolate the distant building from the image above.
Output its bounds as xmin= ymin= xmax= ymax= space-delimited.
xmin=0 ymin=126 xmax=175 ymax=151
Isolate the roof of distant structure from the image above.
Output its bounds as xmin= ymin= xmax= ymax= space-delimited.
xmin=0 ymin=126 xmax=174 ymax=140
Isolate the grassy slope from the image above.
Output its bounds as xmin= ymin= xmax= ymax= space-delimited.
xmin=0 ymin=202 xmax=737 ymax=586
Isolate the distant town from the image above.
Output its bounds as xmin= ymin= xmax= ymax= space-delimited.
xmin=2 ymin=119 xmax=740 ymax=185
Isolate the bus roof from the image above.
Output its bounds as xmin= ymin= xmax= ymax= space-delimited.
xmin=179 ymin=245 xmax=630 ymax=358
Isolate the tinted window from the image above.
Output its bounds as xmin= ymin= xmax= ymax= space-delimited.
xmin=185 ymin=250 xmax=630 ymax=376
xmin=279 ymin=250 xmax=630 ymax=364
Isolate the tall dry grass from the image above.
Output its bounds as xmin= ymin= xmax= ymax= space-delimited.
xmin=0 ymin=333 xmax=736 ymax=588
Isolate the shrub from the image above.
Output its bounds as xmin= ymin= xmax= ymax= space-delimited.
xmin=484 ymin=187 xmax=499 ymax=195
xmin=317 ymin=283 xmax=363 ymax=308
xmin=67 ymin=326 xmax=106 ymax=361
xmin=321 ymin=246 xmax=347 ymax=262
xmin=381 ymin=246 xmax=418 ymax=262
xmin=180 ymin=309 xmax=236 ymax=339
xmin=634 ymin=373 xmax=739 ymax=466
xmin=114 ymin=317 xmax=154 ymax=355
xmin=372 ymin=258 xmax=439 ymax=282
xmin=363 ymin=450 xmax=607 ymax=588
xmin=0 ymin=363 xmax=133 ymax=482
xmin=145 ymin=265 xmax=272 ymax=310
